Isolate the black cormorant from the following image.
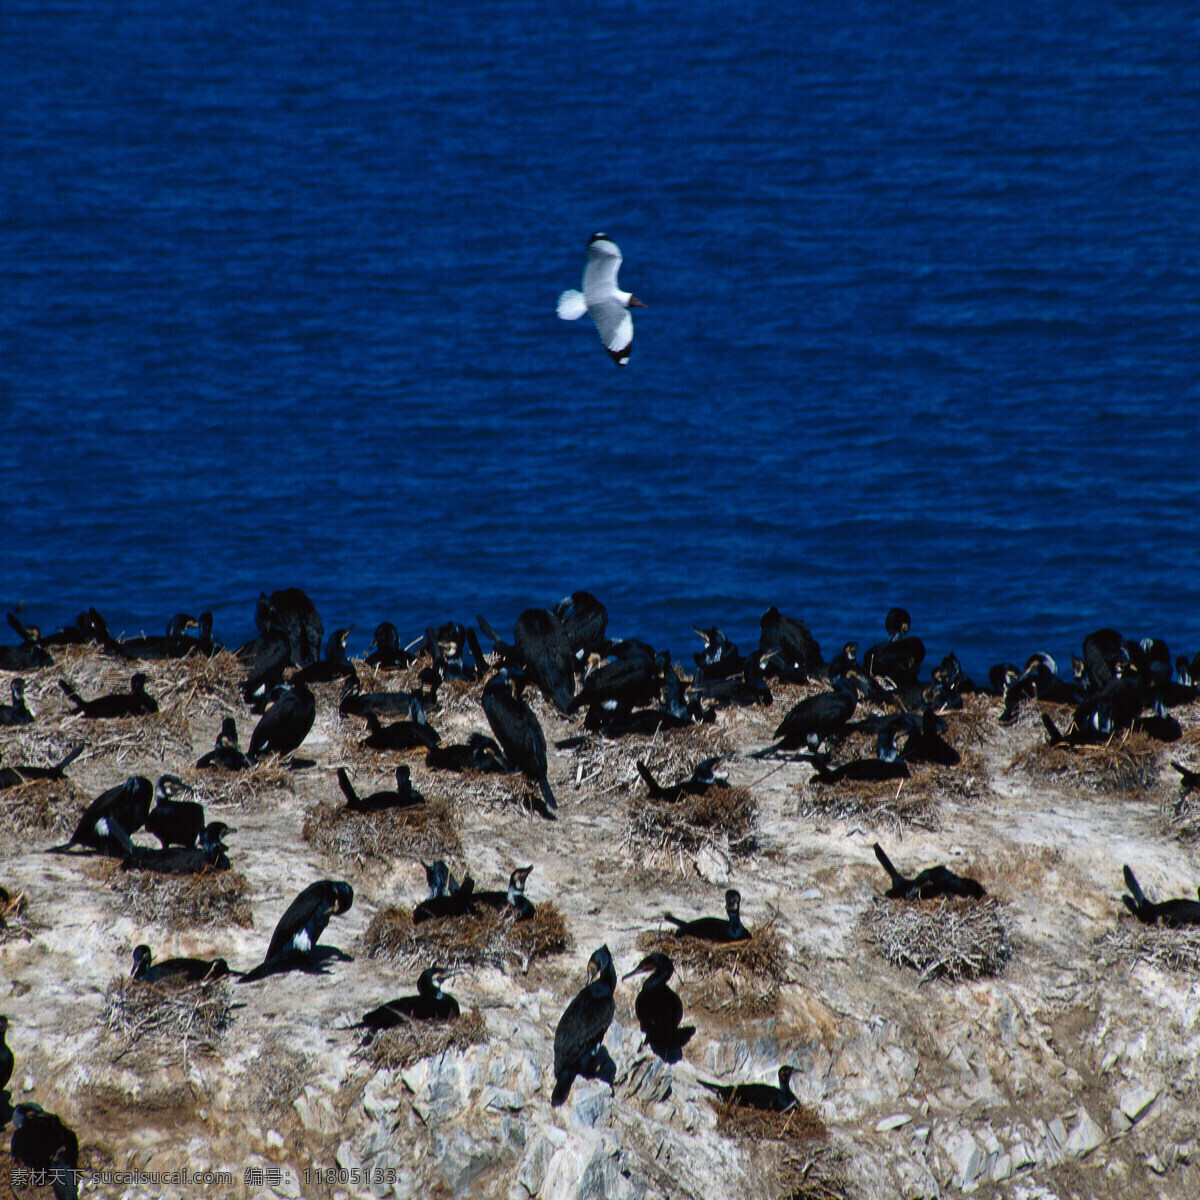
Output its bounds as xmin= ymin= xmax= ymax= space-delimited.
xmin=0 ymin=743 xmax=84 ymax=790
xmin=664 ymin=889 xmax=750 ymax=943
xmin=513 ymin=608 xmax=576 ymax=713
xmin=552 ymin=591 xmax=608 ymax=655
xmin=636 ymin=757 xmax=729 ymax=802
xmin=338 ymin=765 xmax=424 ymax=812
xmin=247 ymin=679 xmax=316 ymax=762
xmin=552 ymin=945 xmax=617 ymax=1107
xmin=59 ymin=672 xmax=158 ymax=719
xmin=0 ymin=615 xmax=54 ymax=669
xmin=144 ymin=775 xmax=204 ymax=848
xmin=864 ymin=607 xmax=926 ymax=685
xmin=481 ymin=670 xmax=556 ymax=812
xmin=117 ymin=613 xmax=198 ymax=660
xmin=131 ymin=944 xmax=233 ymax=984
xmin=295 ymin=627 xmax=356 ymax=684
xmin=356 ymin=966 xmax=461 ymax=1028
xmin=425 ymin=732 xmax=508 ymax=773
xmin=568 ymin=641 xmax=660 ymax=713
xmin=1171 ymin=761 xmax=1200 ymax=791
xmin=699 ymin=1065 xmax=798 ymax=1112
xmin=623 ymin=952 xmax=691 ymax=1058
xmin=48 ymin=776 xmax=153 ymax=856
xmin=901 ymin=706 xmax=960 ymax=766
xmin=196 ymin=717 xmax=249 ymax=770
xmin=758 ymin=606 xmax=823 ymax=681
xmin=122 ymin=822 xmax=232 ymax=874
xmin=413 ymin=877 xmax=477 ymax=923
xmin=1121 ymin=865 xmax=1200 ymax=927
xmin=366 ymin=622 xmax=413 ymax=669
xmin=0 ymin=679 xmax=34 ymax=727
xmin=472 ymin=866 xmax=535 ymax=920
xmin=239 ymin=880 xmax=354 ymax=982
xmin=873 ymin=843 xmax=985 ymax=900
xmin=758 ymin=675 xmax=857 ymax=755
xmin=0 ymin=1014 xmax=12 ymax=1091
xmin=10 ymin=1103 xmax=79 ymax=1200
xmin=358 ymin=701 xmax=440 ymax=751
xmin=340 ymin=677 xmax=438 ymax=717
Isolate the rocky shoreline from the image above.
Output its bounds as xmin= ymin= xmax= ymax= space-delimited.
xmin=1 ymin=605 xmax=1198 ymax=1200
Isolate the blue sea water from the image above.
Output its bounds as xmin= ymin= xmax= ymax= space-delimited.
xmin=2 ymin=0 xmax=1198 ymax=679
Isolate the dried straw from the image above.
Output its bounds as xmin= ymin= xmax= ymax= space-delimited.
xmin=778 ymin=1147 xmax=853 ymax=1200
xmin=1162 ymin=789 xmax=1200 ymax=843
xmin=861 ymin=896 xmax=1012 ymax=982
xmin=796 ymin=774 xmax=938 ymax=833
xmin=0 ymin=779 xmax=79 ymax=841
xmin=1100 ymin=921 xmax=1200 ymax=976
xmin=357 ymin=1006 xmax=488 ymax=1071
xmin=0 ymin=885 xmax=30 ymax=943
xmin=636 ymin=924 xmax=787 ymax=1017
xmin=302 ymin=797 xmax=462 ymax=867
xmin=1014 ymin=730 xmax=1161 ymax=796
xmin=103 ymin=974 xmax=234 ymax=1053
xmin=100 ymin=863 xmax=254 ymax=930
xmin=712 ymin=1100 xmax=827 ymax=1144
xmin=624 ymin=786 xmax=758 ymax=871
xmin=361 ymin=903 xmax=570 ymax=973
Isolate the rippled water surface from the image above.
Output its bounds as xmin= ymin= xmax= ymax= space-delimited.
xmin=3 ymin=0 xmax=1198 ymax=675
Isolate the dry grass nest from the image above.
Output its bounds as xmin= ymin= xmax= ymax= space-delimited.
xmin=560 ymin=722 xmax=737 ymax=803
xmin=861 ymin=896 xmax=1012 ymax=982
xmin=97 ymin=861 xmax=254 ymax=930
xmin=1099 ymin=920 xmax=1200 ymax=976
xmin=103 ymin=974 xmax=234 ymax=1053
xmin=1014 ymin=729 xmax=1162 ymax=795
xmin=0 ymin=777 xmax=79 ymax=841
xmin=948 ymin=692 xmax=1003 ymax=750
xmin=636 ymin=924 xmax=788 ymax=1017
xmin=0 ymin=885 xmax=30 ymax=942
xmin=303 ymin=797 xmax=462 ymax=866
xmin=361 ymin=902 xmax=570 ymax=972
xmin=711 ymin=1099 xmax=827 ymax=1145
xmin=186 ymin=760 xmax=296 ymax=809
xmin=778 ymin=1147 xmax=854 ymax=1200
xmin=433 ymin=769 xmax=552 ymax=818
xmin=1162 ymin=787 xmax=1200 ymax=842
xmin=796 ymin=772 xmax=939 ymax=833
xmin=624 ymin=785 xmax=758 ymax=869
xmin=356 ymin=1006 xmax=488 ymax=1071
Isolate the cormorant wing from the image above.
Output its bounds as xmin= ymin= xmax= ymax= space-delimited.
xmin=553 ymin=985 xmax=616 ymax=1076
xmin=265 ymin=882 xmax=334 ymax=961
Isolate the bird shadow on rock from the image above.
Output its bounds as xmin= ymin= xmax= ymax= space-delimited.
xmin=648 ymin=1025 xmax=695 ymax=1064
xmin=238 ymin=945 xmax=353 ymax=983
xmin=551 ymin=1045 xmax=617 ymax=1108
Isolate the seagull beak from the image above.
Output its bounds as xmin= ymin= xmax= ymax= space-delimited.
xmin=628 ymin=296 xmax=647 ymax=309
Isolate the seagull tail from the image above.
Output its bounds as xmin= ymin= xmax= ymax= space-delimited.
xmin=556 ymin=290 xmax=587 ymax=321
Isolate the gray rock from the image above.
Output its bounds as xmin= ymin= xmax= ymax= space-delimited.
xmin=516 ymin=1130 xmax=565 ymax=1198
xmin=569 ymin=1079 xmax=614 ymax=1129
xmin=1064 ymin=1107 xmax=1104 ymax=1158
xmin=1118 ymin=1084 xmax=1158 ymax=1123
xmin=941 ymin=1129 xmax=982 ymax=1190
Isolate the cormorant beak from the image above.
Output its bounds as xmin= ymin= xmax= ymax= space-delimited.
xmin=622 ymin=956 xmax=656 ymax=980
xmin=628 ymin=296 xmax=647 ymax=309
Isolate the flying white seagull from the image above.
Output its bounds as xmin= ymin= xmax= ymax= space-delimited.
xmin=557 ymin=232 xmax=646 ymax=366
